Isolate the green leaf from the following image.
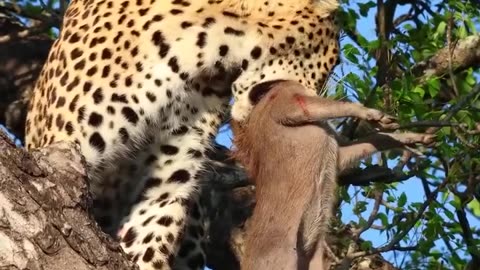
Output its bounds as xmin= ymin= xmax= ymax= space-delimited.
xmin=357 ymin=1 xmax=376 ymax=17
xmin=457 ymin=25 xmax=468 ymax=38
xmin=398 ymin=192 xmax=407 ymax=207
xmin=24 ymin=3 xmax=43 ymax=15
xmin=427 ymin=78 xmax=441 ymax=97
xmin=434 ymin=21 xmax=447 ymax=39
xmin=467 ymin=200 xmax=480 ymax=217
xmin=360 ymin=240 xmax=373 ymax=251
xmin=412 ymin=86 xmax=425 ymax=97
xmin=449 ymin=195 xmax=462 ymax=210
xmin=376 ymin=213 xmax=389 ymax=227
xmin=340 ymin=186 xmax=351 ymax=203
xmin=353 ymin=201 xmax=368 ymax=215
xmin=343 ymin=43 xmax=360 ymax=64
xmin=465 ymin=74 xmax=476 ymax=86
xmin=464 ymin=18 xmax=477 ymax=34
xmin=443 ymin=208 xmax=455 ymax=220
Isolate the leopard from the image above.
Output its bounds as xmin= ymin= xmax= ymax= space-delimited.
xmin=24 ymin=0 xmax=344 ymax=269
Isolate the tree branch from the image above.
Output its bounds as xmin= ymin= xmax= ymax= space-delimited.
xmin=367 ymin=176 xmax=450 ymax=255
xmin=0 ymin=23 xmax=52 ymax=43
xmin=352 ymin=189 xmax=383 ymax=240
xmin=413 ymin=34 xmax=480 ymax=82
xmin=0 ymin=132 xmax=138 ymax=269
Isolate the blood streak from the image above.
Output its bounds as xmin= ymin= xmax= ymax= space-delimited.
xmin=293 ymin=94 xmax=311 ymax=117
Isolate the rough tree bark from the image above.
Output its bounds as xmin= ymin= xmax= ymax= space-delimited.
xmin=0 ymin=132 xmax=138 ymax=270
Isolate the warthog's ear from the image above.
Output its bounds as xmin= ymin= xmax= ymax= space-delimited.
xmin=248 ymin=80 xmax=286 ymax=105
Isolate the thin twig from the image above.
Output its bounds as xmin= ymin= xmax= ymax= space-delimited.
xmin=457 ymin=122 xmax=480 ymax=135
xmin=348 ymin=244 xmax=418 ymax=258
xmin=398 ymin=120 xmax=466 ymax=129
xmin=342 ymin=174 xmax=451 ymax=262
xmin=441 ymin=83 xmax=480 ymax=125
xmin=452 ymin=128 xmax=480 ymax=149
xmin=446 ymin=11 xmax=459 ymax=97
xmin=393 ymin=8 xmax=415 ymax=28
xmin=352 ymin=190 xmax=383 ymax=240
xmin=396 ymin=83 xmax=480 ymax=171
xmin=368 ymin=177 xmax=450 ymax=255
xmin=456 ymin=207 xmax=480 ymax=267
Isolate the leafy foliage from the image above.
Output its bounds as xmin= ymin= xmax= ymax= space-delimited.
xmin=332 ymin=0 xmax=480 ymax=269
